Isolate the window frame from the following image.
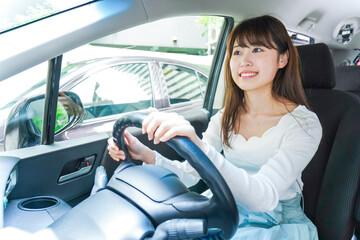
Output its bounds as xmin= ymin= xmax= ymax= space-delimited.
xmin=42 ymin=55 xmax=62 ymax=145
xmin=203 ymin=17 xmax=234 ymax=116
xmin=39 ymin=16 xmax=235 ymax=146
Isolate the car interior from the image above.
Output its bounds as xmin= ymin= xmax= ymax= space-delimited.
xmin=0 ymin=0 xmax=360 ymax=239
xmin=297 ymin=43 xmax=360 ymax=240
xmin=335 ymin=65 xmax=360 ymax=97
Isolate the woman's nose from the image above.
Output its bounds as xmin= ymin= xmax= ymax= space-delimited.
xmin=240 ymin=61 xmax=251 ymax=67
xmin=240 ymin=52 xmax=252 ymax=67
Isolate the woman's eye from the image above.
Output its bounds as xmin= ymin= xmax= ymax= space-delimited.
xmin=253 ymin=48 xmax=262 ymax=53
xmin=233 ymin=50 xmax=241 ymax=55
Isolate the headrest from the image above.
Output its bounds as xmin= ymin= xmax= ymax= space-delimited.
xmin=296 ymin=43 xmax=336 ymax=89
xmin=334 ymin=66 xmax=360 ymax=92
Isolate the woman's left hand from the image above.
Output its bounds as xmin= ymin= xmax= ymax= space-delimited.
xmin=142 ymin=109 xmax=207 ymax=152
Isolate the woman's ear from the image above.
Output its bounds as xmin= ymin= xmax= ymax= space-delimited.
xmin=279 ymin=50 xmax=289 ymax=69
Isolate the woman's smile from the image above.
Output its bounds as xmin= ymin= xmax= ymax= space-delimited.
xmin=240 ymin=71 xmax=258 ymax=79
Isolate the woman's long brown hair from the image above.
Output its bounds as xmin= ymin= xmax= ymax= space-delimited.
xmin=222 ymin=15 xmax=309 ymax=147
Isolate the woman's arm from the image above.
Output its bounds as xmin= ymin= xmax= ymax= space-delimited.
xmin=204 ymin=114 xmax=322 ymax=212
xmin=144 ymin=111 xmax=224 ymax=186
xmin=144 ymin=110 xmax=322 ymax=212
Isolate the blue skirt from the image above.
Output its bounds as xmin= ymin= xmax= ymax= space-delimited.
xmin=231 ymin=194 xmax=318 ymax=239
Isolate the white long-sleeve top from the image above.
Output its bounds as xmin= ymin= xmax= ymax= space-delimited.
xmin=155 ymin=105 xmax=322 ymax=212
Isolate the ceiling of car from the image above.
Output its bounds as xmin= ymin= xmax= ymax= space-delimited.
xmin=0 ymin=0 xmax=359 ymax=81
xmin=143 ymin=0 xmax=360 ymax=50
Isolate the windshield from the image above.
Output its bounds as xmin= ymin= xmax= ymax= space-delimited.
xmin=0 ymin=0 xmax=92 ymax=33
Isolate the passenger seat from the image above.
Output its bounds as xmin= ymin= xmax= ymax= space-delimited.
xmin=296 ymin=43 xmax=360 ymax=240
xmin=334 ymin=64 xmax=360 ymax=239
xmin=334 ymin=65 xmax=360 ymax=97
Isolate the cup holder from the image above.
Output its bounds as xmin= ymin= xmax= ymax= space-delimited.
xmin=18 ymin=196 xmax=60 ymax=211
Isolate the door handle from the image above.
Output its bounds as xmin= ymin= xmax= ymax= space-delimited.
xmin=58 ymin=155 xmax=96 ymax=183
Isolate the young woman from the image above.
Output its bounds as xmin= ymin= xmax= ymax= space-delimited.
xmin=108 ymin=15 xmax=322 ymax=239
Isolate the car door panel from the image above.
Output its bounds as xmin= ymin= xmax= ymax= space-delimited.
xmin=1 ymin=133 xmax=108 ymax=204
xmin=1 ymin=109 xmax=209 ymax=207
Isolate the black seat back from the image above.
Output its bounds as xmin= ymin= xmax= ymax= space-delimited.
xmin=297 ymin=43 xmax=360 ymax=240
xmin=335 ymin=65 xmax=360 ymax=98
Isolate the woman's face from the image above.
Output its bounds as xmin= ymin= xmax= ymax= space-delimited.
xmin=229 ymin=41 xmax=288 ymax=93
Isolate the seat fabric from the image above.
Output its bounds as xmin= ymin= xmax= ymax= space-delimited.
xmin=297 ymin=43 xmax=360 ymax=240
xmin=335 ymin=65 xmax=360 ymax=98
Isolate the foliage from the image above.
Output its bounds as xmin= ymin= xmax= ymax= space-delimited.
xmin=196 ymin=16 xmax=223 ymax=37
xmin=14 ymin=1 xmax=58 ymax=25
xmin=2 ymin=0 xmax=87 ymax=32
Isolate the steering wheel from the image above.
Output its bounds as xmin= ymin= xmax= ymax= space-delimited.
xmin=112 ymin=112 xmax=238 ymax=239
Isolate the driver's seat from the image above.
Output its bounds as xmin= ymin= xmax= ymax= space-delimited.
xmin=297 ymin=43 xmax=360 ymax=240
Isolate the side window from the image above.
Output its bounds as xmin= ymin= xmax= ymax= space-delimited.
xmin=68 ymin=63 xmax=152 ymax=119
xmin=161 ymin=63 xmax=207 ymax=104
xmin=198 ymin=72 xmax=208 ymax=98
xmin=55 ymin=15 xmax=224 ymax=143
xmin=1 ymin=15 xmax=226 ymax=150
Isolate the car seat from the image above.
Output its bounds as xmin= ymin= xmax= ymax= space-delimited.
xmin=297 ymin=43 xmax=360 ymax=240
xmin=334 ymin=64 xmax=360 ymax=238
xmin=334 ymin=65 xmax=360 ymax=98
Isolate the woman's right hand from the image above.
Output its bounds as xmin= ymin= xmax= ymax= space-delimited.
xmin=107 ymin=130 xmax=155 ymax=164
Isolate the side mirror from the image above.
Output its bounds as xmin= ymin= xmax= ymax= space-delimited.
xmin=4 ymin=91 xmax=84 ymax=151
